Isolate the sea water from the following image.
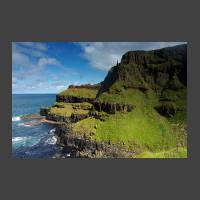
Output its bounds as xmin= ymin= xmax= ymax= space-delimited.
xmin=12 ymin=94 xmax=63 ymax=158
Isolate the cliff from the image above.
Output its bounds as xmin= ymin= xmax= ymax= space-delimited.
xmin=40 ymin=44 xmax=187 ymax=158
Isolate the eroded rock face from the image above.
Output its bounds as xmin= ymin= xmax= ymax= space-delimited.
xmin=56 ymin=95 xmax=95 ymax=103
xmin=46 ymin=113 xmax=71 ymax=123
xmin=154 ymin=103 xmax=178 ymax=117
xmin=45 ymin=112 xmax=89 ymax=123
xmin=121 ymin=51 xmax=147 ymax=65
xmin=55 ymin=124 xmax=104 ymax=157
xmin=92 ymin=101 xmax=134 ymax=114
xmin=68 ymin=83 xmax=101 ymax=90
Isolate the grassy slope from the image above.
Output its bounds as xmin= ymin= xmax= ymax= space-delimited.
xmin=72 ymin=88 xmax=187 ymax=158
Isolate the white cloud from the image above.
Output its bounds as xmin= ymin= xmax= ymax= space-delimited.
xmin=12 ymin=49 xmax=33 ymax=68
xmin=38 ymin=58 xmax=60 ymax=67
xmin=16 ymin=42 xmax=48 ymax=51
xmin=12 ymin=43 xmax=62 ymax=81
xmin=79 ymin=42 xmax=186 ymax=71
xmin=55 ymin=85 xmax=67 ymax=91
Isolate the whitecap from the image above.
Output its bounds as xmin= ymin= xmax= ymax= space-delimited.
xmin=45 ymin=135 xmax=57 ymax=145
xmin=12 ymin=116 xmax=21 ymax=122
xmin=12 ymin=136 xmax=41 ymax=148
xmin=18 ymin=123 xmax=31 ymax=127
xmin=49 ymin=128 xmax=56 ymax=134
xmin=12 ymin=136 xmax=29 ymax=143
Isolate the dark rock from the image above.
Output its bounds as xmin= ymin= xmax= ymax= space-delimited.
xmin=70 ymin=113 xmax=89 ymax=123
xmin=154 ymin=102 xmax=178 ymax=117
xmin=68 ymin=83 xmax=101 ymax=90
xmin=92 ymin=101 xmax=134 ymax=114
xmin=40 ymin=107 xmax=50 ymax=116
xmin=56 ymin=95 xmax=95 ymax=103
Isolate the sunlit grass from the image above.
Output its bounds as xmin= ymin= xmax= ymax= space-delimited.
xmin=58 ymin=87 xmax=98 ymax=99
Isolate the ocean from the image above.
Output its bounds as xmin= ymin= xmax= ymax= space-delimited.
xmin=12 ymin=94 xmax=63 ymax=158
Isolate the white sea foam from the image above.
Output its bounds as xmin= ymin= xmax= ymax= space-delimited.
xmin=12 ymin=136 xmax=29 ymax=143
xmin=18 ymin=123 xmax=31 ymax=127
xmin=12 ymin=116 xmax=21 ymax=122
xmin=45 ymin=136 xmax=57 ymax=145
xmin=50 ymin=128 xmax=56 ymax=134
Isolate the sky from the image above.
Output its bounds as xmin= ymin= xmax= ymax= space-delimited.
xmin=12 ymin=42 xmax=186 ymax=94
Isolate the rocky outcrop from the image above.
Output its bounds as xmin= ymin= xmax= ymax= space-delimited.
xmin=56 ymin=95 xmax=95 ymax=103
xmin=89 ymin=110 xmax=109 ymax=121
xmin=154 ymin=102 xmax=178 ymax=117
xmin=121 ymin=51 xmax=147 ymax=65
xmin=68 ymin=83 xmax=101 ymax=90
xmin=45 ymin=112 xmax=89 ymax=123
xmin=40 ymin=107 xmax=50 ymax=116
xmin=92 ymin=101 xmax=134 ymax=114
xmin=70 ymin=113 xmax=89 ymax=123
xmin=55 ymin=123 xmax=104 ymax=157
xmin=55 ymin=123 xmax=133 ymax=158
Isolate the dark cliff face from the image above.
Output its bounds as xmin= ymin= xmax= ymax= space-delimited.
xmin=97 ymin=44 xmax=187 ymax=96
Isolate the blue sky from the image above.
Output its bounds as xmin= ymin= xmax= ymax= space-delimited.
xmin=12 ymin=42 xmax=186 ymax=94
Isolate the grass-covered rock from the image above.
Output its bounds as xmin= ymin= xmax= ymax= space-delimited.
xmin=56 ymin=85 xmax=98 ymax=103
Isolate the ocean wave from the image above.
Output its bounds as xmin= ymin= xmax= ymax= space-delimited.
xmin=45 ymin=135 xmax=57 ymax=145
xmin=12 ymin=136 xmax=30 ymax=143
xmin=12 ymin=116 xmax=21 ymax=122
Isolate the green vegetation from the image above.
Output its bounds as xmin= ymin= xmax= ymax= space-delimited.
xmin=98 ymin=87 xmax=157 ymax=105
xmin=137 ymin=147 xmax=187 ymax=158
xmin=58 ymin=87 xmax=98 ymax=99
xmin=72 ymin=93 xmax=187 ymax=156
xmin=49 ymin=103 xmax=89 ymax=117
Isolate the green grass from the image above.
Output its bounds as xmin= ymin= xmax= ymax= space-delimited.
xmin=49 ymin=103 xmax=89 ymax=117
xmin=72 ymin=87 xmax=187 ymax=157
xmin=73 ymin=105 xmax=186 ymax=150
xmin=98 ymin=88 xmax=158 ymax=106
xmin=58 ymin=87 xmax=98 ymax=99
xmin=72 ymin=108 xmax=187 ymax=157
xmin=137 ymin=147 xmax=187 ymax=158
